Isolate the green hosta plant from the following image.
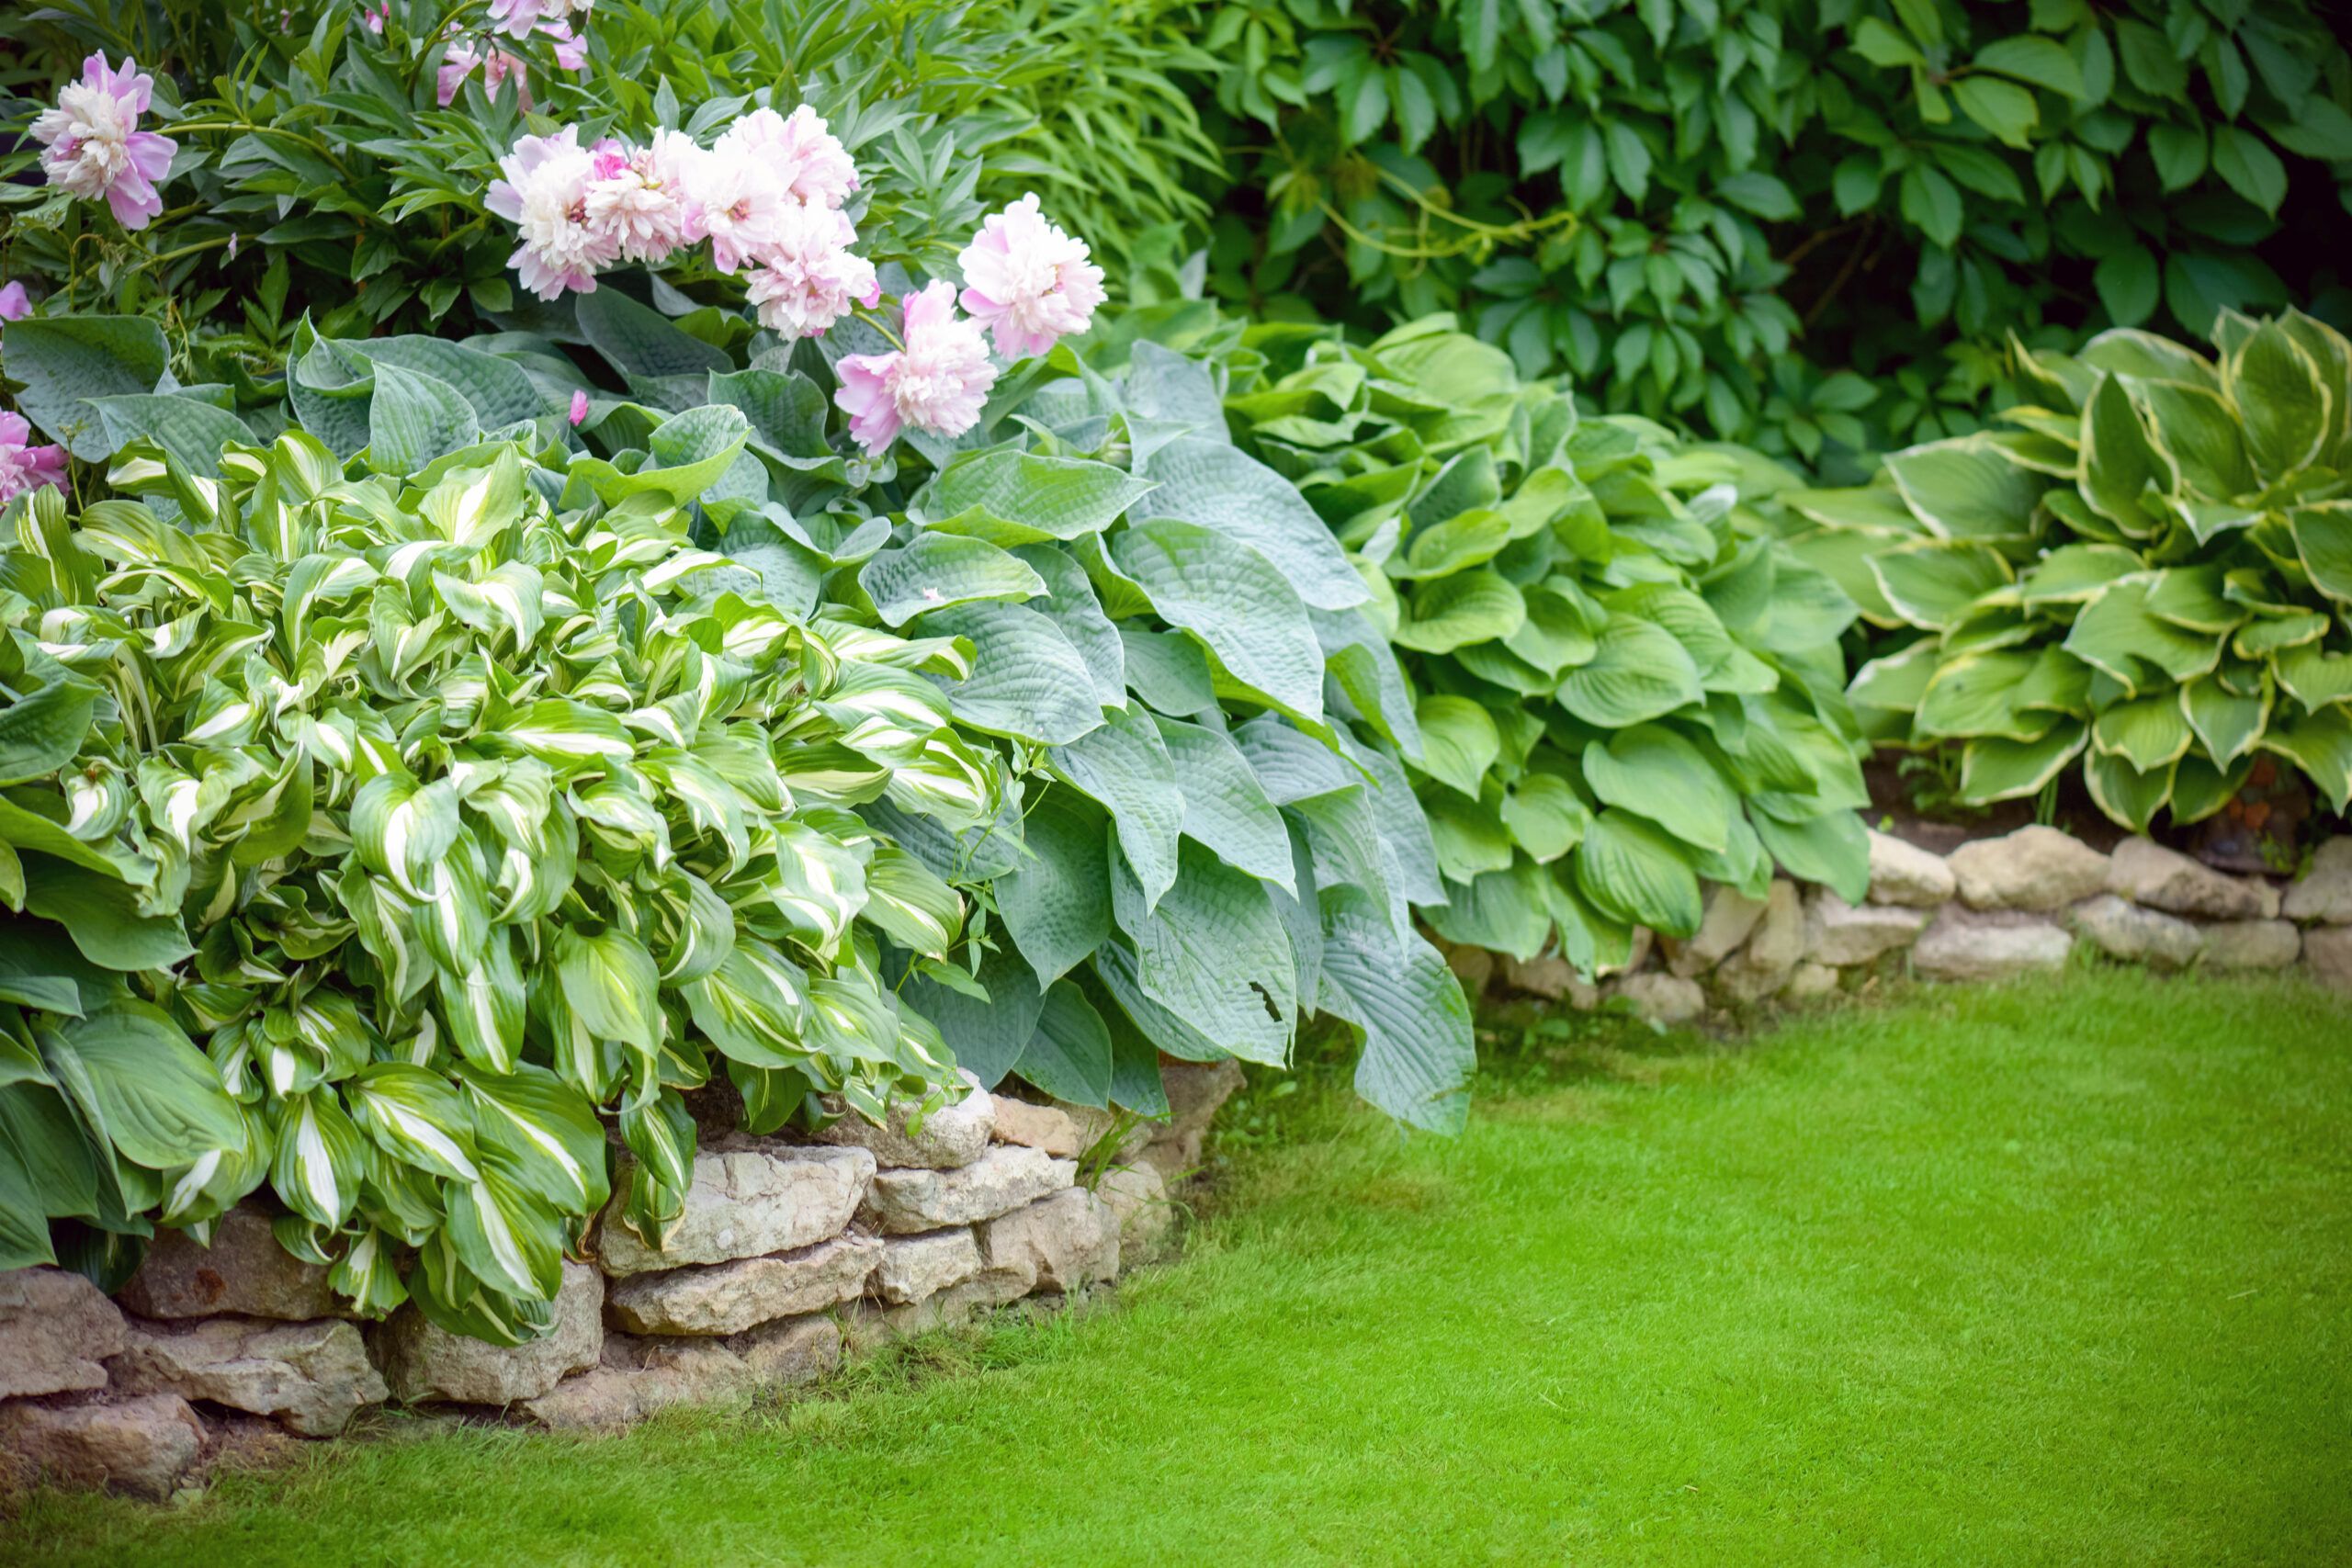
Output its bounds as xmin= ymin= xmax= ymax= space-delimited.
xmin=0 ymin=430 xmax=1004 ymax=1337
xmin=1787 ymin=310 xmax=2352 ymax=828
xmin=1218 ymin=315 xmax=1871 ymax=973
xmin=774 ymin=332 xmax=1476 ymax=1134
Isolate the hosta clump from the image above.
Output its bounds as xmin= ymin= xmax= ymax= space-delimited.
xmin=1787 ymin=310 xmax=2352 ymax=829
xmin=0 ymin=433 xmax=998 ymax=1339
xmin=1219 ymin=317 xmax=1871 ymax=970
xmin=761 ymin=333 xmax=1478 ymax=1134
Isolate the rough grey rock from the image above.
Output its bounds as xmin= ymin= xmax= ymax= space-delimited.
xmin=1138 ymin=1058 xmax=1247 ymax=1182
xmin=376 ymin=1260 xmax=602 ymax=1406
xmin=1667 ymin=886 xmax=1767 ymax=977
xmin=1948 ymin=826 xmax=2110 ymax=911
xmin=0 ymin=1268 xmax=125 ymax=1400
xmin=1911 ymin=907 xmax=2073 ymax=981
xmin=987 ymin=1096 xmax=1147 ymax=1161
xmin=0 ymin=1393 xmax=206 ymax=1500
xmin=2304 ymin=926 xmax=2352 ymax=993
xmin=110 ymin=1315 xmax=386 ymax=1437
xmin=1098 ymin=1164 xmax=1174 ymax=1255
xmin=1496 ymin=952 xmax=1575 ymax=999
xmin=2065 ymin=895 xmax=2204 ymax=972
xmin=1803 ymin=889 xmax=1931 ymax=966
xmin=595 ymin=1142 xmax=874 ymax=1277
xmin=1615 ymin=971 xmax=1706 ymax=1024
xmin=1713 ymin=879 xmax=1803 ymax=1000
xmin=115 ymin=1202 xmax=345 ymax=1322
xmin=859 ymin=1144 xmax=1074 ymax=1235
xmin=604 ymin=1233 xmax=879 ymax=1337
xmin=2282 ymin=838 xmax=2352 ymax=924
xmin=1783 ymin=962 xmax=1841 ymax=1000
xmin=978 ymin=1188 xmax=1120 ymax=1296
xmin=1617 ymin=927 xmax=1656 ymax=977
xmin=1866 ymin=829 xmax=1957 ymax=908
xmin=1441 ymin=941 xmax=1494 ymax=995
xmin=2199 ymin=919 xmax=2301 ymax=969
xmin=2106 ymin=836 xmax=2267 ymax=919
xmin=810 ymin=1072 xmax=993 ymax=1170
xmin=520 ymin=1317 xmax=841 ymax=1430
xmin=868 ymin=1228 xmax=984 ymax=1305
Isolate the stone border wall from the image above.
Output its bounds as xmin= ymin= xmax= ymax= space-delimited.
xmin=1451 ymin=829 xmax=2352 ymax=1023
xmin=0 ymin=1061 xmax=1244 ymax=1500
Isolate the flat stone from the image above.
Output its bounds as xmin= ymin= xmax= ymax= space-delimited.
xmin=2282 ymin=838 xmax=2352 ymax=924
xmin=1667 ymin=886 xmax=1767 ymax=977
xmin=528 ymin=1313 xmax=842 ymax=1431
xmin=810 ymin=1072 xmax=993 ymax=1170
xmin=977 ymin=1188 xmax=1120 ymax=1295
xmin=1615 ymin=971 xmax=1706 ymax=1024
xmin=0 ymin=1268 xmax=125 ymax=1400
xmin=869 ymin=1229 xmax=983 ymax=1305
xmin=986 ymin=1096 xmax=1144 ymax=1160
xmin=1138 ymin=1056 xmax=1246 ymax=1183
xmin=1617 ymin=927 xmax=1655 ymax=977
xmin=1949 ymin=826 xmax=2110 ymax=911
xmin=375 ymin=1260 xmax=602 ymax=1406
xmin=115 ymin=1201 xmax=345 ymax=1322
xmin=1804 ymin=889 xmax=1931 ymax=966
xmin=1866 ymin=829 xmax=1957 ymax=908
xmin=2107 ymin=836 xmax=2267 ymax=919
xmin=2065 ymin=894 xmax=2204 ymax=972
xmin=859 ymin=1144 xmax=1074 ymax=1235
xmin=110 ymin=1316 xmax=386 ymax=1437
xmin=1783 ymin=962 xmax=1841 ymax=1000
xmin=604 ymin=1233 xmax=879 ymax=1337
xmin=2304 ymin=926 xmax=2352 ymax=993
xmin=1714 ymin=879 xmax=1803 ymax=1000
xmin=2199 ymin=919 xmax=2301 ymax=969
xmin=0 ymin=1393 xmax=205 ymax=1499
xmin=1098 ymin=1164 xmax=1173 ymax=1255
xmin=1912 ymin=907 xmax=2073 ymax=981
xmin=1497 ymin=952 xmax=1576 ymax=998
xmin=1441 ymin=942 xmax=1494 ymax=995
xmin=596 ymin=1141 xmax=874 ymax=1277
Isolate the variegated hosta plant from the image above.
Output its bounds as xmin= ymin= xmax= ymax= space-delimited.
xmin=1218 ymin=317 xmax=1871 ymax=974
xmin=1785 ymin=310 xmax=2352 ymax=829
xmin=0 ymin=432 xmax=1007 ymax=1341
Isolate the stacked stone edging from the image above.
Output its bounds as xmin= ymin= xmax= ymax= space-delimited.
xmin=0 ymin=1059 xmax=1243 ymax=1499
xmin=1468 ymin=826 xmax=2352 ymax=1021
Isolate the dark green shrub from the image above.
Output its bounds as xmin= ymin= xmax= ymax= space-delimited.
xmin=1183 ymin=0 xmax=2352 ymax=468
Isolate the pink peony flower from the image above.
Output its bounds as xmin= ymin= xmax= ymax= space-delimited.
xmin=487 ymin=0 xmax=591 ymax=40
xmin=832 ymin=281 xmax=998 ymax=454
xmin=0 ymin=412 xmax=69 ymax=506
xmin=0 ymin=282 xmax=28 ymax=323
xmin=744 ymin=205 xmax=878 ymax=341
xmin=360 ymin=2 xmax=389 ymax=33
xmin=28 ymin=53 xmax=177 ymax=231
xmin=956 ymin=194 xmax=1106 ymax=360
xmin=583 ymin=129 xmax=699 ymax=264
xmin=682 ymin=138 xmax=788 ymax=274
xmin=437 ymin=21 xmax=584 ymax=107
xmin=719 ymin=105 xmax=858 ymax=210
xmin=569 ymin=389 xmax=590 ymax=426
xmin=485 ymin=127 xmax=614 ymax=300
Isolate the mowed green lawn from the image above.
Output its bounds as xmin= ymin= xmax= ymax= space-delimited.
xmin=9 ymin=971 xmax=2350 ymax=1566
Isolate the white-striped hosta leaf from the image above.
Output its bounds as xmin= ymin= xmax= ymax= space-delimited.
xmin=268 ymin=1089 xmax=366 ymax=1228
xmin=683 ymin=942 xmax=808 ymax=1069
xmin=351 ymin=773 xmax=460 ymax=898
xmin=443 ymin=1166 xmax=563 ymax=1302
xmin=555 ymin=925 xmax=663 ymax=1062
xmin=345 ymin=1064 xmax=481 ymax=1182
xmin=457 ymin=1061 xmax=610 ymax=1214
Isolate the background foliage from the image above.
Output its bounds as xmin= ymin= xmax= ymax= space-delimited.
xmin=1178 ymin=0 xmax=2352 ymax=470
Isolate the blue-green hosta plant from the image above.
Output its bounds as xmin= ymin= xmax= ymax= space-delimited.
xmin=769 ymin=331 xmax=1476 ymax=1134
xmin=1784 ymin=310 xmax=2352 ymax=829
xmin=0 ymin=430 xmax=1005 ymax=1338
xmin=1217 ymin=316 xmax=1871 ymax=974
